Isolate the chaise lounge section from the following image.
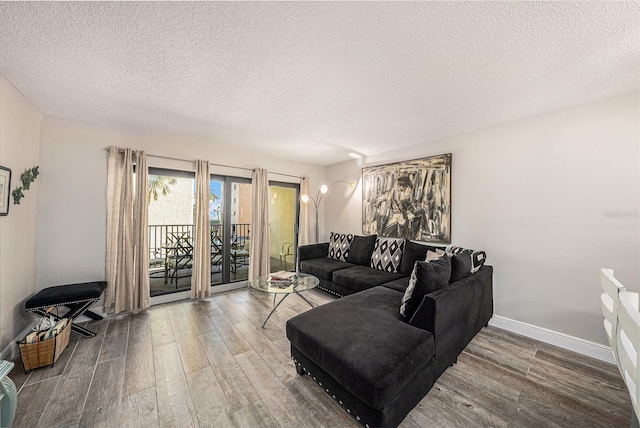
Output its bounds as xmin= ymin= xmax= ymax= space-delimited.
xmin=288 ymin=234 xmax=493 ymax=427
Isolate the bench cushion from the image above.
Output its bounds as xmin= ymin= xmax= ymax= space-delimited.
xmin=25 ymin=281 xmax=107 ymax=309
xmin=286 ymin=286 xmax=434 ymax=410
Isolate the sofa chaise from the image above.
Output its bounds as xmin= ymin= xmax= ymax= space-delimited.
xmin=287 ymin=233 xmax=493 ymax=427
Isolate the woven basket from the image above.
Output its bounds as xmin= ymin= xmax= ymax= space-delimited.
xmin=18 ymin=319 xmax=71 ymax=372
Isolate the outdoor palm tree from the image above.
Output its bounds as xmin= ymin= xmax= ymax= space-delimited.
xmin=148 ymin=176 xmax=177 ymax=202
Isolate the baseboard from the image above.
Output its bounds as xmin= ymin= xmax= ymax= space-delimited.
xmin=1 ymin=323 xmax=36 ymax=363
xmin=488 ymin=315 xmax=615 ymax=365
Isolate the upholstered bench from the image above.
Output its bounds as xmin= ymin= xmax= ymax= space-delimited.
xmin=25 ymin=281 xmax=107 ymax=338
xmin=286 ymin=286 xmax=438 ymax=427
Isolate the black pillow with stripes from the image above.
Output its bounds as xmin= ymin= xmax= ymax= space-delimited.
xmin=446 ymin=246 xmax=487 ymax=273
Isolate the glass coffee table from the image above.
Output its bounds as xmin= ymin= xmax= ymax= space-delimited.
xmin=247 ymin=272 xmax=319 ymax=328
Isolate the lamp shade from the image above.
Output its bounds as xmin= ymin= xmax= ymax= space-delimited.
xmin=301 ymin=194 xmax=309 ymax=203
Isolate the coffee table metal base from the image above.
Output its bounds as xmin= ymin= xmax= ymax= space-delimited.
xmin=262 ymin=291 xmax=314 ymax=328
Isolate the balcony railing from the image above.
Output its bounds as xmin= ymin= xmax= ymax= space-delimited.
xmin=148 ymin=223 xmax=250 ymax=286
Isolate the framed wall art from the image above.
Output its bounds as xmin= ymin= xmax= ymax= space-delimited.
xmin=0 ymin=166 xmax=11 ymax=216
xmin=362 ymin=153 xmax=451 ymax=243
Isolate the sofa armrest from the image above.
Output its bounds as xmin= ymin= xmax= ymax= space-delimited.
xmin=409 ymin=265 xmax=493 ymax=376
xmin=299 ymin=243 xmax=330 ymax=262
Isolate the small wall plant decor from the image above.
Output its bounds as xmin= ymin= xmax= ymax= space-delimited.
xmin=12 ymin=166 xmax=39 ymax=205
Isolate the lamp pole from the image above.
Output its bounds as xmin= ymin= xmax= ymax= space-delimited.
xmin=301 ymin=180 xmax=356 ymax=243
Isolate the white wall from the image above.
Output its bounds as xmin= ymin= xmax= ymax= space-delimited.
xmin=324 ymin=92 xmax=640 ymax=346
xmin=36 ymin=116 xmax=325 ymax=288
xmin=0 ymin=75 xmax=43 ymax=351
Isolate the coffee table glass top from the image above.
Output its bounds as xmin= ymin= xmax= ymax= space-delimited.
xmin=248 ymin=272 xmax=319 ymax=328
xmin=248 ymin=272 xmax=319 ymax=294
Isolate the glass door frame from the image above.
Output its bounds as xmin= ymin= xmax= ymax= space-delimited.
xmin=268 ymin=181 xmax=300 ymax=272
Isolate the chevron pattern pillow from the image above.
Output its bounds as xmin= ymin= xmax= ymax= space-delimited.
xmin=328 ymin=232 xmax=354 ymax=262
xmin=370 ymin=237 xmax=405 ymax=273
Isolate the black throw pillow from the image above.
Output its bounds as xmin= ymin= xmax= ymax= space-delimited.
xmin=400 ymin=255 xmax=451 ymax=320
xmin=449 ymin=252 xmax=473 ymax=283
xmin=427 ymin=248 xmax=482 ymax=282
xmin=346 ymin=234 xmax=377 ymax=266
xmin=399 ymin=240 xmax=441 ymax=276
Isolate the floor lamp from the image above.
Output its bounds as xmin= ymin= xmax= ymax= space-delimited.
xmin=301 ymin=180 xmax=356 ymax=243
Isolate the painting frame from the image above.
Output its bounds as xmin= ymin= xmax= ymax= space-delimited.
xmin=0 ymin=166 xmax=11 ymax=216
xmin=362 ymin=153 xmax=451 ymax=244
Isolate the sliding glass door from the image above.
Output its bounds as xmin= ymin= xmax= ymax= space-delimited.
xmin=147 ymin=169 xmax=299 ymax=297
xmin=148 ymin=168 xmax=196 ymax=296
xmin=147 ymin=168 xmax=252 ymax=297
xmin=211 ymin=176 xmax=252 ymax=285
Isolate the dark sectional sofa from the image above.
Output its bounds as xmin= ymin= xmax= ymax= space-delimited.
xmin=298 ymin=237 xmax=449 ymax=296
xmin=286 ymin=235 xmax=493 ymax=427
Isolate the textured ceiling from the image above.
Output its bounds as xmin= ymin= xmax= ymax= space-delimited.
xmin=1 ymin=2 xmax=639 ymax=166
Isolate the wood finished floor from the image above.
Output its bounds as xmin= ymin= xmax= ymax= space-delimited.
xmin=8 ymin=287 xmax=632 ymax=428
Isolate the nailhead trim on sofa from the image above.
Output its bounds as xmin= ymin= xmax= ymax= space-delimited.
xmin=291 ymin=356 xmax=369 ymax=427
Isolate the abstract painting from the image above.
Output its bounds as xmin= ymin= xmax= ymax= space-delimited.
xmin=362 ymin=154 xmax=451 ymax=243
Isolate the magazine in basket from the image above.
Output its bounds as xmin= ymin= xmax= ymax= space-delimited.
xmin=18 ymin=318 xmax=71 ymax=372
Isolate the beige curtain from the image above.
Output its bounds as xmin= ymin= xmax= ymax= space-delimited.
xmin=249 ymin=168 xmax=270 ymax=280
xmin=298 ymin=177 xmax=311 ymax=247
xmin=192 ymin=160 xmax=211 ymax=299
xmin=133 ymin=151 xmax=150 ymax=310
xmin=105 ymin=146 xmax=150 ymax=314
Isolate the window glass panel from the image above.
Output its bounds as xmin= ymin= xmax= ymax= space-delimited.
xmin=230 ymin=181 xmax=251 ymax=282
xmin=210 ymin=178 xmax=224 ymax=285
xmin=269 ymin=183 xmax=298 ymax=273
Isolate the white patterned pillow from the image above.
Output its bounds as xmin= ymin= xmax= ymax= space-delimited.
xmin=446 ymin=246 xmax=487 ymax=273
xmin=370 ymin=237 xmax=405 ymax=273
xmin=328 ymin=232 xmax=354 ymax=262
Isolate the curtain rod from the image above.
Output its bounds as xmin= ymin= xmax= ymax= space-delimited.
xmin=104 ymin=147 xmax=303 ymax=180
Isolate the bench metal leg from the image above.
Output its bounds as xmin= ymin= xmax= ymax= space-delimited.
xmin=28 ymin=299 xmax=100 ymax=338
xmin=81 ymin=309 xmax=103 ymax=321
xmin=69 ymin=324 xmax=98 ymax=338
